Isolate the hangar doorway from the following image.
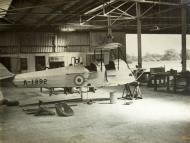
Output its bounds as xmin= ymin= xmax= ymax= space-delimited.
xmin=35 ymin=56 xmax=46 ymax=71
xmin=49 ymin=56 xmax=64 ymax=69
xmin=0 ymin=57 xmax=11 ymax=72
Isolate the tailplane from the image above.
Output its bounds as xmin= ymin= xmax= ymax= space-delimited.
xmin=0 ymin=63 xmax=14 ymax=80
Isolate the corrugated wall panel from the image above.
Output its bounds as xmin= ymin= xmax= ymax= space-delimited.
xmin=21 ymin=46 xmax=53 ymax=53
xmin=90 ymin=32 xmax=108 ymax=47
xmin=57 ymin=33 xmax=67 ymax=46
xmin=0 ymin=32 xmax=91 ymax=54
xmin=20 ymin=32 xmax=53 ymax=46
xmin=0 ymin=46 xmax=20 ymax=54
xmin=56 ymin=46 xmax=65 ymax=52
xmin=57 ymin=32 xmax=90 ymax=46
xmin=66 ymin=33 xmax=89 ymax=45
xmin=65 ymin=46 xmax=89 ymax=52
xmin=0 ymin=33 xmax=20 ymax=46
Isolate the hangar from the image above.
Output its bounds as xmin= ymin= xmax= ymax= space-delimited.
xmin=0 ymin=0 xmax=190 ymax=143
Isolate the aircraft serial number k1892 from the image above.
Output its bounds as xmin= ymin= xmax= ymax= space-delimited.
xmin=24 ymin=79 xmax=47 ymax=86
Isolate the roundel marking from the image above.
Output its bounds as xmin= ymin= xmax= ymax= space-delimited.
xmin=74 ymin=75 xmax=85 ymax=86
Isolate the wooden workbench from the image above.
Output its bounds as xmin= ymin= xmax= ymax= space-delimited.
xmin=153 ymin=72 xmax=190 ymax=93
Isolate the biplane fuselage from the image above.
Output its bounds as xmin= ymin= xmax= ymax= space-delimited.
xmin=13 ymin=59 xmax=135 ymax=88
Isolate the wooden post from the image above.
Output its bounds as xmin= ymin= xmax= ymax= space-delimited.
xmin=136 ymin=2 xmax=142 ymax=68
xmin=181 ymin=0 xmax=187 ymax=72
xmin=167 ymin=75 xmax=170 ymax=91
xmin=154 ymin=75 xmax=157 ymax=91
xmin=79 ymin=87 xmax=83 ymax=100
xmin=100 ymin=49 xmax=103 ymax=71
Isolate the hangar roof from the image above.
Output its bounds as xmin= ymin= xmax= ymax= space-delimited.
xmin=0 ymin=0 xmax=189 ymax=33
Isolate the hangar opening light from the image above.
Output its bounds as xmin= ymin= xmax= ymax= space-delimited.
xmin=60 ymin=25 xmax=76 ymax=32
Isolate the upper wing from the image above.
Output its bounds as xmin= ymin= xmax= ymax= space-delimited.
xmin=95 ymin=42 xmax=122 ymax=50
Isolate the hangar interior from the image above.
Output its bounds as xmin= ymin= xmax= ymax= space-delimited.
xmin=0 ymin=0 xmax=190 ymax=143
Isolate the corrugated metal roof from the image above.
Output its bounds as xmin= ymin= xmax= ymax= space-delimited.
xmin=0 ymin=0 xmax=189 ymax=33
xmin=0 ymin=0 xmax=12 ymax=18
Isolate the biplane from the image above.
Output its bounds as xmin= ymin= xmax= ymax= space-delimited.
xmin=0 ymin=42 xmax=136 ymax=91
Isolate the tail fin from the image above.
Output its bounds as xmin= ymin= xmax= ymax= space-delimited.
xmin=0 ymin=63 xmax=14 ymax=80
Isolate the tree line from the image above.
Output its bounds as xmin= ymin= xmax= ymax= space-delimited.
xmin=127 ymin=49 xmax=190 ymax=63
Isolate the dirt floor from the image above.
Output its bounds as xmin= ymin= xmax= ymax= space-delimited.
xmin=0 ymin=86 xmax=190 ymax=143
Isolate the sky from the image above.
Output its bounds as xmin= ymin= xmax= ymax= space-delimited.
xmin=126 ymin=34 xmax=190 ymax=56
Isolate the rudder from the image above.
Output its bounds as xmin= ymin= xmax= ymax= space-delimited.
xmin=0 ymin=63 xmax=14 ymax=80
